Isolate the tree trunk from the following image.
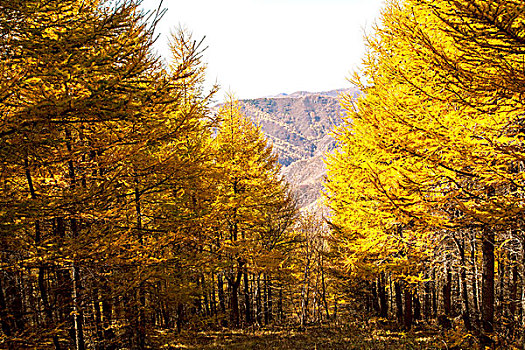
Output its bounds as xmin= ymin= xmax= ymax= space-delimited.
xmin=0 ymin=276 xmax=13 ymax=342
xmin=481 ymin=228 xmax=495 ymax=334
xmin=266 ymin=274 xmax=273 ymax=323
xmin=460 ymin=268 xmax=472 ymax=331
xmin=243 ymin=271 xmax=252 ymax=325
xmin=93 ymin=287 xmax=103 ymax=350
xmin=176 ymin=303 xmax=184 ymax=333
xmin=71 ymin=265 xmax=85 ymax=350
xmin=424 ymin=280 xmax=431 ymax=321
xmin=320 ymin=259 xmax=330 ymax=320
xmin=404 ymin=287 xmax=413 ymax=330
xmin=371 ymin=280 xmax=380 ymax=314
xmin=395 ymin=281 xmax=403 ymax=325
xmin=210 ymin=273 xmax=217 ymax=319
xmin=443 ymin=268 xmax=452 ymax=317
xmin=471 ymin=237 xmax=480 ymax=319
xmin=413 ymin=293 xmax=421 ymax=321
xmin=218 ymin=272 xmax=226 ymax=313
xmin=25 ymin=158 xmax=61 ymax=349
xmin=378 ymin=272 xmax=388 ymax=318
xmin=102 ymin=282 xmax=116 ymax=350
xmin=228 ymin=264 xmax=243 ymax=328
xmin=256 ymin=274 xmax=262 ymax=325
xmin=509 ymin=256 xmax=519 ymax=325
xmin=497 ymin=256 xmax=505 ymax=320
xmin=278 ymin=282 xmax=284 ymax=321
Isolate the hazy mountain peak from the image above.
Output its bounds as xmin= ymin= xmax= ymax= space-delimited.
xmin=236 ymin=88 xmax=360 ymax=208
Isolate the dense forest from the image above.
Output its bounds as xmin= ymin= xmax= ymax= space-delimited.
xmin=325 ymin=0 xmax=525 ymax=348
xmin=1 ymin=0 xmax=525 ymax=349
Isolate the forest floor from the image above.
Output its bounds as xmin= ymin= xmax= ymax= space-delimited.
xmin=155 ymin=320 xmax=465 ymax=350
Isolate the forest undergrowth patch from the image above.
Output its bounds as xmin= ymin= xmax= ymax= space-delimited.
xmin=154 ymin=320 xmax=463 ymax=350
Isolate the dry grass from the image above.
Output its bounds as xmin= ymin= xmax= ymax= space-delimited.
xmin=154 ymin=321 xmax=448 ymax=350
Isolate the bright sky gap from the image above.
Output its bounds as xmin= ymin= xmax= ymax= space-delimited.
xmin=140 ymin=0 xmax=385 ymax=99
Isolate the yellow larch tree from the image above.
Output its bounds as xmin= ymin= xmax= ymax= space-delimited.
xmin=325 ymin=0 xmax=525 ymax=339
xmin=211 ymin=97 xmax=296 ymax=327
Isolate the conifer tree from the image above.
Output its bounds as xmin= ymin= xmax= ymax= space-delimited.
xmin=211 ymin=97 xmax=295 ymax=326
xmin=325 ymin=0 xmax=525 ymax=341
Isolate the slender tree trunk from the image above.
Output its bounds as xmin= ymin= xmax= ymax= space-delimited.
xmin=378 ymin=272 xmax=388 ymax=318
xmin=278 ymin=282 xmax=284 ymax=322
xmin=218 ymin=272 xmax=226 ymax=313
xmin=460 ymin=268 xmax=472 ymax=331
xmin=211 ymin=273 xmax=217 ymax=319
xmin=93 ymin=287 xmax=103 ymax=350
xmin=176 ymin=303 xmax=184 ymax=333
xmin=243 ymin=271 xmax=252 ymax=325
xmin=521 ymin=240 xmax=525 ymax=340
xmin=395 ymin=281 xmax=403 ymax=325
xmin=267 ymin=275 xmax=273 ymax=323
xmin=456 ymin=237 xmax=472 ymax=331
xmin=264 ymin=274 xmax=270 ymax=325
xmin=71 ymin=265 xmax=85 ymax=350
xmin=509 ymin=257 xmax=518 ymax=335
xmin=0 ymin=276 xmax=13 ymax=343
xmin=481 ymin=228 xmax=495 ymax=334
xmin=413 ymin=293 xmax=421 ymax=321
xmin=471 ymin=237 xmax=480 ymax=319
xmin=25 ymin=157 xmax=61 ymax=349
xmin=231 ymin=281 xmax=240 ymax=327
xmin=203 ymin=275 xmax=210 ymax=316
xmin=320 ymin=258 xmax=330 ymax=320
xmin=371 ymin=280 xmax=380 ymax=314
xmin=228 ymin=263 xmax=243 ymax=328
xmin=300 ymin=254 xmax=311 ymax=326
xmin=424 ymin=280 xmax=431 ymax=321
xmin=37 ymin=238 xmax=60 ymax=347
xmin=65 ymin=127 xmax=85 ymax=350
xmin=443 ymin=268 xmax=452 ymax=317
xmin=134 ymin=185 xmax=146 ymax=350
xmin=497 ymin=256 xmax=505 ymax=320
xmin=256 ymin=274 xmax=262 ymax=325
xmin=404 ymin=288 xmax=413 ymax=330
xmin=431 ymin=280 xmax=437 ymax=318
xmin=102 ymin=281 xmax=116 ymax=350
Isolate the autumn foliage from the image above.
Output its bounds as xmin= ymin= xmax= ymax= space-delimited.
xmin=325 ymin=0 xmax=525 ymax=346
xmin=0 ymin=1 xmax=314 ymax=348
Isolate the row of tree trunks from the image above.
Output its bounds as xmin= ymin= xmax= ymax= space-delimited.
xmin=365 ymin=229 xmax=525 ymax=343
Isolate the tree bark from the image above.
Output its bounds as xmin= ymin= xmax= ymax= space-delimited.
xmin=320 ymin=258 xmax=330 ymax=320
xmin=460 ymin=268 xmax=472 ymax=331
xmin=228 ymin=263 xmax=243 ymax=328
xmin=481 ymin=228 xmax=495 ymax=334
xmin=243 ymin=271 xmax=252 ymax=325
xmin=424 ymin=280 xmax=431 ymax=321
xmin=404 ymin=287 xmax=413 ymax=330
xmin=413 ymin=293 xmax=421 ymax=321
xmin=443 ymin=268 xmax=452 ymax=317
xmin=471 ymin=237 xmax=480 ymax=319
xmin=371 ymin=280 xmax=380 ymax=314
xmin=378 ymin=272 xmax=388 ymax=318
xmin=267 ymin=275 xmax=273 ymax=323
xmin=0 ymin=276 xmax=13 ymax=341
xmin=70 ymin=265 xmax=85 ymax=350
xmin=256 ymin=274 xmax=262 ymax=325
xmin=217 ymin=272 xmax=226 ymax=313
xmin=395 ymin=281 xmax=403 ymax=325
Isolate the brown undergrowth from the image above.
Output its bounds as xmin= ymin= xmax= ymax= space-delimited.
xmin=151 ymin=319 xmax=465 ymax=350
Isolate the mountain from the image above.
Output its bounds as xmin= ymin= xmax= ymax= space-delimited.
xmin=235 ymin=88 xmax=360 ymax=209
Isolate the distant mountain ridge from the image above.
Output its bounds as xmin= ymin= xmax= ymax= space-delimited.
xmin=235 ymin=88 xmax=360 ymax=209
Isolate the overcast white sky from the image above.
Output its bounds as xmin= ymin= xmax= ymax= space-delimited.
xmin=140 ymin=0 xmax=385 ymax=99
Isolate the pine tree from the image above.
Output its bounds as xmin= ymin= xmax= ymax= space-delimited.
xmin=211 ymin=97 xmax=295 ymax=327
